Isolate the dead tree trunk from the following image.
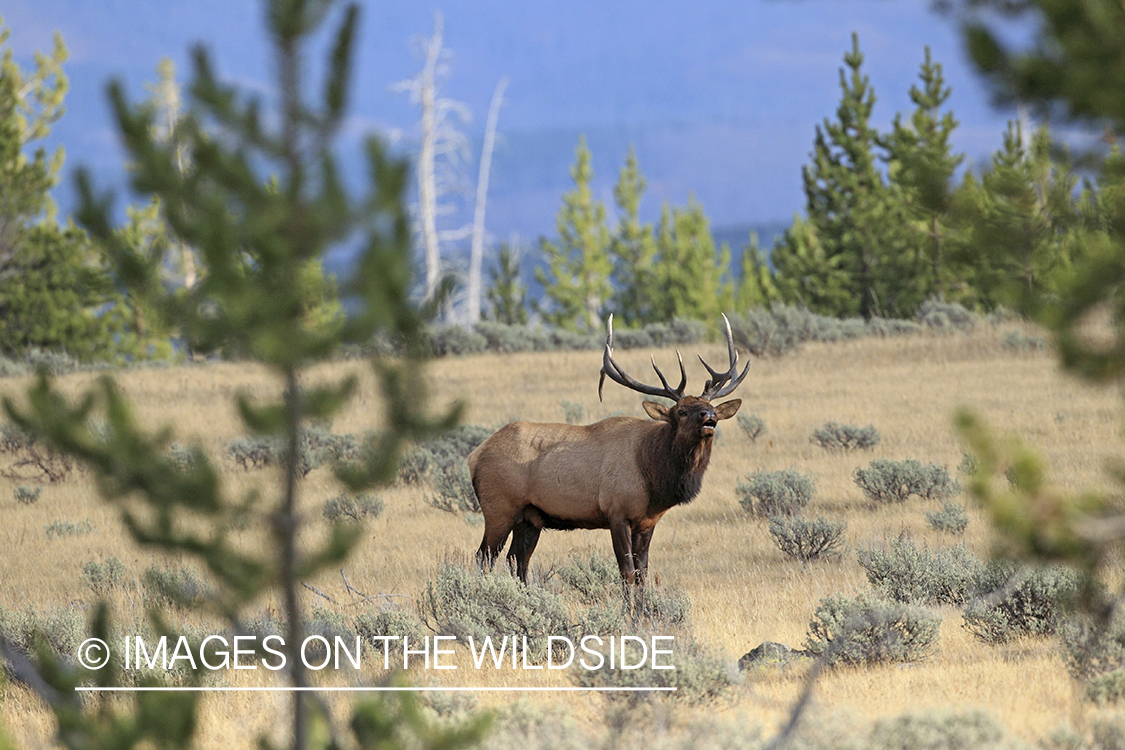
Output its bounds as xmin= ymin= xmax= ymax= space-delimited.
xmin=467 ymin=77 xmax=508 ymax=325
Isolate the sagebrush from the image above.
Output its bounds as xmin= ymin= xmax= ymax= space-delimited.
xmin=322 ymin=493 xmax=384 ymax=523
xmin=736 ymin=413 xmax=766 ymax=443
xmin=962 ymin=562 xmax=1081 ymax=644
xmin=737 ymin=469 xmax=815 ymax=516
xmin=418 ymin=563 xmax=570 ymax=662
xmin=927 ymin=499 xmax=969 ymax=534
xmin=804 ymin=591 xmax=941 ymax=666
xmin=856 ymin=536 xmax=983 ymax=606
xmin=854 ymin=458 xmax=959 ymax=503
xmin=768 ymin=516 xmax=846 ymax=562
xmin=810 ymin=422 xmax=881 ymax=452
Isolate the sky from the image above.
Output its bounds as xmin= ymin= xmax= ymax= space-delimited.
xmin=6 ymin=0 xmax=1034 ymax=249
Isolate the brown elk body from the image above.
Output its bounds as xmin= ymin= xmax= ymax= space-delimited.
xmin=468 ymin=315 xmax=749 ymax=584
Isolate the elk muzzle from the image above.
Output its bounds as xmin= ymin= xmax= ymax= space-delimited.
xmin=699 ymin=407 xmax=718 ymax=437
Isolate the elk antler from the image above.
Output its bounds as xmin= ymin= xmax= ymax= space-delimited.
xmin=598 ymin=314 xmax=687 ymax=402
xmin=699 ymin=313 xmax=751 ymax=400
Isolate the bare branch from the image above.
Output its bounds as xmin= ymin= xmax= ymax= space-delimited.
xmin=301 ymin=581 xmax=337 ymax=604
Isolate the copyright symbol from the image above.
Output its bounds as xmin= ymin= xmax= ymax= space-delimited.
xmin=77 ymin=638 xmax=110 ymax=670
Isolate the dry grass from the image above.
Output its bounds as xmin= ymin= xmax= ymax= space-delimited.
xmin=1 ymin=325 xmax=1122 ymax=747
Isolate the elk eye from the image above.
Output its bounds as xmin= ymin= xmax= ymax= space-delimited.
xmin=677 ymin=409 xmax=686 ymax=417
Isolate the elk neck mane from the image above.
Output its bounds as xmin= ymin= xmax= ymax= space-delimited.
xmin=636 ymin=419 xmax=713 ymax=514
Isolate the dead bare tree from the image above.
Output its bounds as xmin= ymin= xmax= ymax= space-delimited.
xmin=467 ymin=76 xmax=508 ymax=325
xmin=393 ymin=11 xmax=471 ymax=306
xmin=145 ymin=58 xmax=198 ymax=291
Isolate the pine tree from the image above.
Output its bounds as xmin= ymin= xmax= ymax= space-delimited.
xmin=966 ymin=0 xmax=1125 ymax=130
xmin=109 ymin=199 xmax=176 ymax=358
xmin=736 ymin=231 xmax=781 ymax=310
xmin=952 ymin=122 xmax=1078 ymax=309
xmin=0 ymin=23 xmax=134 ymax=357
xmin=963 ymin=0 xmax=1125 ymax=381
xmin=535 ymin=136 xmax=613 ymax=332
xmin=650 ymin=198 xmax=733 ymax=322
xmin=0 ymin=224 xmax=122 ymax=356
xmin=1085 ymin=146 xmax=1125 ymax=240
xmin=0 ymin=23 xmax=66 ymax=270
xmin=111 ymin=61 xmax=340 ymax=359
xmin=953 ymin=0 xmax=1125 ymax=622
xmin=1051 ymin=143 xmax=1125 ymax=379
xmin=802 ymin=33 xmax=900 ymax=318
xmin=770 ymin=213 xmax=853 ymax=312
xmin=882 ymin=47 xmax=965 ymax=308
xmin=485 ymin=241 xmax=528 ymax=324
xmin=3 ymin=4 xmax=487 ymax=749
xmin=608 ymin=146 xmax=658 ymax=326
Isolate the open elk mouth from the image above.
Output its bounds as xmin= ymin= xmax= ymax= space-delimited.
xmin=701 ymin=419 xmax=717 ymax=436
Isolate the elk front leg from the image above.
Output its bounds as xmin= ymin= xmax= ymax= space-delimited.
xmin=610 ymin=519 xmax=636 ymax=585
xmin=631 ymin=527 xmax=655 ymax=586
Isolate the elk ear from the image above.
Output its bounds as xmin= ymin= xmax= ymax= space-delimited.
xmin=714 ymin=399 xmax=742 ymax=420
xmin=642 ymin=401 xmax=672 ymax=422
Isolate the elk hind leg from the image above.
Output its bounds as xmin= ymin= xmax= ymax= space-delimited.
xmin=477 ymin=517 xmax=516 ymax=572
xmin=506 ymin=519 xmax=542 ymax=583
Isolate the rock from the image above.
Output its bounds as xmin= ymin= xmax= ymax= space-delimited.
xmin=738 ymin=641 xmax=811 ymax=670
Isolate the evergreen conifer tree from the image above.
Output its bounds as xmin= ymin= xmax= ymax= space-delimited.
xmin=953 ymin=122 xmax=1078 ymax=309
xmin=0 ymin=24 xmax=132 ymax=357
xmin=1083 ymin=146 xmax=1125 ymax=243
xmin=2 ymin=3 xmax=488 ymax=749
xmin=650 ymin=198 xmax=733 ymax=322
xmin=882 ymin=47 xmax=965 ymax=308
xmin=801 ymin=33 xmax=901 ymax=318
xmin=736 ymin=231 xmax=780 ymax=310
xmin=485 ymin=241 xmax=528 ymax=324
xmin=0 ymin=23 xmax=65 ymax=265
xmin=954 ymin=0 xmax=1125 ymax=622
xmin=608 ymin=146 xmax=658 ymax=326
xmin=0 ymin=224 xmax=122 ymax=356
xmin=770 ymin=214 xmax=852 ymax=312
xmin=535 ymin=136 xmax=613 ymax=332
xmin=964 ymin=0 xmax=1125 ymax=380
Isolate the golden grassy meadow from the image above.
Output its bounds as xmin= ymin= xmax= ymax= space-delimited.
xmin=1 ymin=323 xmax=1123 ymax=748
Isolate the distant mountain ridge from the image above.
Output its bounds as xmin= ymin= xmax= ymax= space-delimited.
xmin=11 ymin=0 xmax=1014 ymax=251
xmin=324 ymin=220 xmax=791 ymax=308
xmin=712 ymin=221 xmax=788 ymax=257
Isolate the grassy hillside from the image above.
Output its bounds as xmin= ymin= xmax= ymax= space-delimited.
xmin=1 ymin=324 xmax=1121 ymax=748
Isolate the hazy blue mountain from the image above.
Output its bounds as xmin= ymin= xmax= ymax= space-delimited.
xmin=9 ymin=0 xmax=1023 ymax=251
xmin=713 ymin=221 xmax=789 ymax=255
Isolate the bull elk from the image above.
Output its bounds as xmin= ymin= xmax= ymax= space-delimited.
xmin=468 ymin=314 xmax=750 ymax=585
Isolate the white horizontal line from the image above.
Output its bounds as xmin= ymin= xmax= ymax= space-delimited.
xmin=75 ymin=686 xmax=676 ymax=693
